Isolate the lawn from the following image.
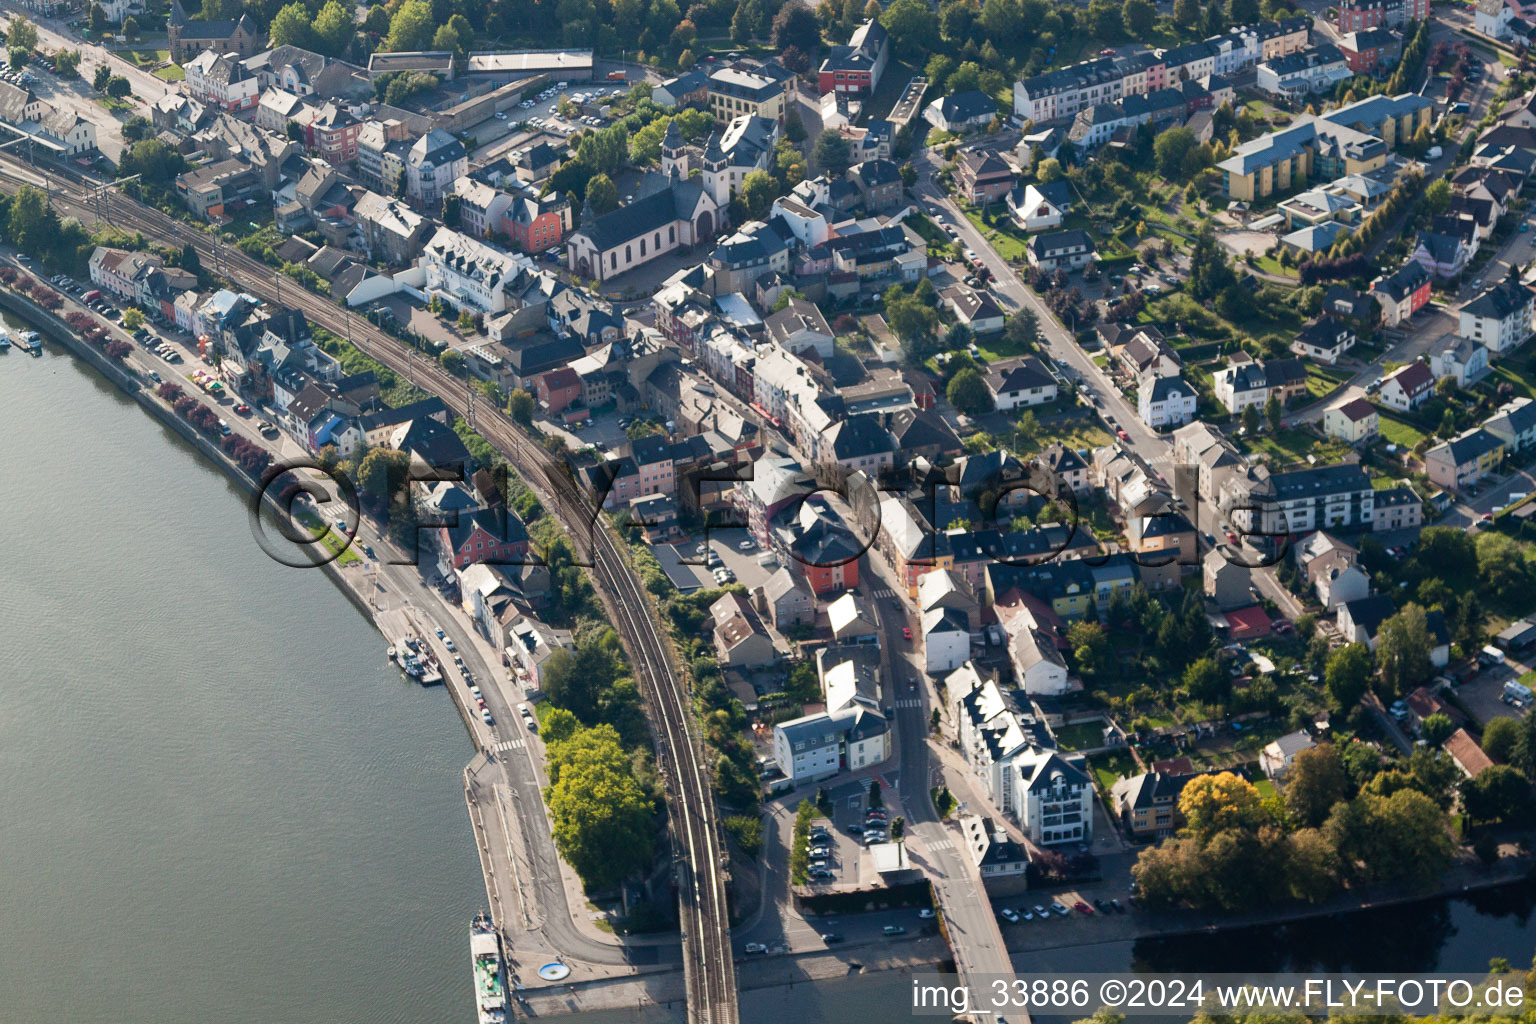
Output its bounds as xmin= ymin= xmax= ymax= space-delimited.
xmin=1088 ymin=749 xmax=1139 ymax=793
xmin=1018 ymin=406 xmax=1112 ymax=453
xmin=293 ymin=508 xmax=362 ymax=566
xmin=154 ymin=64 xmax=185 ymax=82
xmin=1254 ymin=778 xmax=1278 ymax=799
xmin=116 ymin=48 xmax=171 ymax=66
xmin=1240 ymin=427 xmax=1347 ymax=467
xmin=1254 ymin=255 xmax=1297 ymax=279
xmin=1053 ymin=720 xmax=1108 ymax=751
xmin=1378 ymin=411 xmax=1427 ymax=448
xmin=962 ymin=208 xmax=1031 ymax=262
xmin=1303 ymin=363 xmax=1351 ymax=400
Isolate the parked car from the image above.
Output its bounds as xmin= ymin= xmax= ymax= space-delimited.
xmin=917 ymin=909 xmax=935 ymax=919
xmin=882 ymin=925 xmax=906 ymax=936
xmin=821 ymin=933 xmax=843 ymax=943
xmin=1000 ymin=907 xmax=1020 ymax=923
xmin=744 ymin=943 xmax=767 ymax=955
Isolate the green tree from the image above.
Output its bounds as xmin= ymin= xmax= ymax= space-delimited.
xmin=813 ymin=128 xmax=852 ymax=175
xmin=738 ymin=169 xmax=776 ymax=219
xmin=54 ymin=49 xmax=80 ymax=78
xmin=7 ymin=185 xmax=49 ymax=256
xmin=7 ymin=16 xmax=37 ymax=52
xmin=1123 ymin=0 xmax=1156 ymax=35
xmin=1482 ymin=716 xmax=1521 ymax=763
xmin=546 ymin=725 xmax=657 ymax=890
xmin=1377 ymin=603 xmax=1434 ymax=694
xmin=771 ymin=3 xmax=822 ymax=52
xmin=92 ymin=63 xmax=110 ymax=91
xmin=1324 ymin=642 xmax=1372 ymax=713
xmin=584 ymin=172 xmax=619 ymax=213
xmin=1005 ymin=307 xmax=1039 ymax=349
xmin=1228 ymin=0 xmax=1259 ymax=22
xmin=1173 ymin=0 xmax=1199 ymax=29
xmin=1284 ymin=827 xmax=1340 ymax=902
xmin=105 ymin=75 xmax=131 ymax=99
xmin=122 ymin=15 xmax=140 ymax=38
xmin=508 ymin=387 xmax=535 ymax=425
xmin=880 ymin=0 xmax=939 ymax=58
xmin=1182 ymin=657 xmax=1229 ymax=705
xmin=1462 ymin=764 xmax=1534 ymax=825
xmin=362 ymin=4 xmax=390 ymax=35
xmin=180 ymin=243 xmax=201 ymax=276
xmin=1419 ymin=712 xmax=1454 ymax=747
xmin=1067 ymin=620 xmax=1112 ymax=678
xmin=1476 ymin=531 xmax=1531 ymax=605
xmin=1241 ymin=402 xmax=1260 ymax=435
xmin=1424 ymin=177 xmax=1451 ymax=215
xmin=946 ymin=366 xmax=994 ymax=414
xmin=268 ymin=1 xmax=317 ymax=49
xmin=314 ymin=0 xmax=357 ymax=57
xmin=384 ymin=0 xmax=435 ymax=52
xmin=88 ymin=2 xmax=106 ymax=32
xmin=439 ymin=348 xmax=465 ymax=375
xmin=121 ymin=307 xmax=144 ymax=330
xmin=1285 ymin=744 xmax=1350 ymax=828
xmin=1264 ymin=391 xmax=1282 ymax=431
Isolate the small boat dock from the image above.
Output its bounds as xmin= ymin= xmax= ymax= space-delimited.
xmin=13 ymin=331 xmax=40 ymax=355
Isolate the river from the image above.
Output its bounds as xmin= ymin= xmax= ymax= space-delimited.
xmin=3 ymin=331 xmax=1535 ymax=1024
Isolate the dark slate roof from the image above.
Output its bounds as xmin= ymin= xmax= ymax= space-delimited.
xmin=577 ymin=179 xmax=705 ymax=251
xmin=937 ymin=89 xmax=997 ymax=124
xmin=1462 ymin=278 xmax=1535 ymax=321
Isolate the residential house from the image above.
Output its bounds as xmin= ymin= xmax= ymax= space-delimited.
xmin=1431 ymin=337 xmax=1490 ymax=387
xmin=1458 ymin=276 xmax=1536 ymax=353
xmin=1112 ymin=770 xmax=1210 ymax=839
xmin=1371 ymin=260 xmax=1431 ymax=326
xmin=1026 ymin=230 xmax=1095 ymax=271
xmin=1137 ymin=373 xmax=1197 ymax=429
xmin=943 ymin=287 xmax=1006 ymax=334
xmin=184 ymin=49 xmax=261 ymax=112
xmin=923 ymin=606 xmax=971 ymax=673
xmin=1007 ymin=180 xmax=1073 ymax=231
xmin=771 ymin=662 xmax=889 ymax=783
xmin=710 ymin=591 xmax=776 ymax=668
xmin=961 ymin=815 xmax=1031 ymax=878
xmin=1373 ymin=483 xmax=1423 ymax=531
xmin=1260 ymin=730 xmax=1316 ymax=779
xmin=984 ymin=355 xmax=1058 ymax=410
xmin=847 ymin=159 xmax=904 ymax=211
xmin=925 ymin=90 xmax=997 ymax=132
xmin=1426 ymin=427 xmax=1507 ymax=490
xmin=1013 ymin=747 xmax=1094 ymax=846
xmin=1213 ymin=357 xmax=1306 ymax=413
xmin=762 ymin=567 xmax=814 ymax=629
xmin=353 ymin=190 xmax=430 ymax=265
xmin=1413 ymin=228 xmax=1472 ymax=279
xmin=1228 ymin=463 xmax=1375 ymax=538
xmin=436 ymin=506 xmax=530 ymax=571
xmin=1484 ymin=396 xmax=1536 ymax=452
xmin=1291 ymin=314 xmax=1357 ymax=364
xmin=416 ymin=227 xmax=533 ymax=315
xmin=1203 ymin=546 xmax=1253 ymax=610
xmin=1446 ymin=727 xmax=1494 ymax=778
xmin=407 ymin=129 xmax=468 ymax=207
xmin=1378 ymin=360 xmax=1434 ymax=412
xmin=954 ymin=150 xmax=1014 ymax=204
xmin=817 ymin=19 xmax=890 ymax=95
xmin=1323 ymin=396 xmax=1379 ymax=443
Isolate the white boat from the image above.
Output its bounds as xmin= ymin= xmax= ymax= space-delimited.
xmin=0 ymin=326 xmax=10 ymax=350
xmin=471 ymin=912 xmax=508 ymax=1024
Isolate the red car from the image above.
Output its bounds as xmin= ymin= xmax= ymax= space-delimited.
xmin=1225 ymin=531 xmax=1238 ymax=543
xmin=901 ymin=626 xmax=912 ymax=641
xmin=1074 ymin=901 xmax=1094 ymax=915
xmin=234 ymin=403 xmax=251 ymax=415
xmin=1117 ymin=429 xmax=1130 ymax=441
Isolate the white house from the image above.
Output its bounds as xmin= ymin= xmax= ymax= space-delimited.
xmin=1378 ymin=361 xmax=1435 ymax=412
xmin=984 ymin=355 xmax=1058 ymax=410
xmin=1431 ymin=337 xmax=1490 ymax=387
xmin=922 ymin=606 xmax=971 ymax=673
xmin=1005 ymin=618 xmax=1070 ymax=695
xmin=1007 ymin=181 xmax=1072 ymax=232
xmin=1012 ymin=748 xmax=1094 ymax=846
xmin=1476 ymin=0 xmax=1518 ymax=39
xmin=1137 ymin=373 xmax=1197 ymax=428
xmin=415 ymin=226 xmax=534 ymax=315
xmin=1458 ymin=277 xmax=1536 ymax=353
xmin=1323 ymin=396 xmax=1379 ymax=444
xmin=1260 ymin=730 xmax=1315 ymax=779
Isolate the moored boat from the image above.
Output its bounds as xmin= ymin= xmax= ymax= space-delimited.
xmin=471 ymin=912 xmax=508 ymax=1024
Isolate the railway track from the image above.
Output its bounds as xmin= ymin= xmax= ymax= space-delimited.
xmin=0 ymin=157 xmax=739 ymax=1024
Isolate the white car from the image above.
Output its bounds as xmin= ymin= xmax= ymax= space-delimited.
xmin=1000 ymin=908 xmax=1020 ymax=923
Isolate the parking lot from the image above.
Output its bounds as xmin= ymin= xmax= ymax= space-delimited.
xmin=1456 ymin=661 xmax=1531 ymax=726
xmin=648 ymin=528 xmax=778 ymax=592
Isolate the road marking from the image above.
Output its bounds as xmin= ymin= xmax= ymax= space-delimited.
xmin=493 ymin=739 xmax=524 ymax=752
xmin=928 ymin=839 xmax=955 ymax=852
xmin=894 ymin=698 xmax=924 ymax=708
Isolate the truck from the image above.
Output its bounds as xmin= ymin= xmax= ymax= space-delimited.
xmin=607 ymin=70 xmax=627 ymax=81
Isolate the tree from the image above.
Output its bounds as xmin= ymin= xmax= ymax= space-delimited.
xmin=1228 ymin=0 xmax=1259 ymax=22
xmin=1483 ymin=716 xmax=1521 ymax=763
xmin=314 ymin=0 xmax=357 ymax=57
xmin=1182 ymin=657 xmax=1229 ymax=705
xmin=1067 ymin=620 xmax=1112 ymax=678
xmin=813 ymin=129 xmax=852 ymax=175
xmin=546 ymin=725 xmax=657 ymax=890
xmin=1325 ymin=642 xmax=1372 ymax=713
xmin=1419 ymin=712 xmax=1455 ymax=747
xmin=7 ymin=185 xmax=49 ymax=256
xmin=1241 ymin=402 xmax=1260 ymax=436
xmin=269 ymin=1 xmax=317 ymax=49
xmin=879 ymin=0 xmax=939 ymax=59
xmin=1005 ymin=307 xmax=1039 ymax=349
xmin=509 ymin=388 xmax=535 ymax=425
xmin=121 ymin=307 xmax=144 ymax=330
xmin=868 ymin=776 xmax=883 ymax=808
xmin=439 ymin=348 xmax=465 ymax=375
xmin=432 ymin=23 xmax=462 ymax=56
xmin=105 ymin=75 xmax=131 ymax=99
xmin=1179 ymin=772 xmax=1267 ymax=844
xmin=180 ymin=243 xmax=201 ymax=277
xmin=1424 ymin=177 xmax=1451 ymax=215
xmin=92 ymin=63 xmax=110 ymax=91
xmin=1463 ymin=764 xmax=1534 ymax=825
xmin=1377 ymin=603 xmax=1434 ymax=694
xmin=54 ymin=49 xmax=79 ymax=78
xmin=946 ymin=366 xmax=994 ymax=414
xmin=1123 ymin=0 xmax=1156 ymax=35
xmin=1476 ymin=531 xmax=1531 ymax=605
xmin=122 ymin=15 xmax=140 ymax=39
xmin=739 ymin=169 xmax=776 ymax=219
xmin=384 ymin=0 xmax=435 ymax=52
xmin=362 ymin=4 xmax=390 ymax=36
xmin=772 ymin=4 xmax=822 ymax=52
xmin=7 ymin=16 xmax=37 ymax=53
xmin=120 ymin=138 xmax=185 ymax=185
xmin=1285 ymin=744 xmax=1350 ymax=828
xmin=89 ymin=2 xmax=106 ymax=32
xmin=1264 ymin=391 xmax=1282 ymax=431
xmin=1173 ymin=0 xmax=1200 ymax=28
xmin=584 ymin=173 xmax=619 ymax=213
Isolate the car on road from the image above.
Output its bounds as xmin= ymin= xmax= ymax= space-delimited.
xmin=1094 ymin=898 xmax=1111 ymax=914
xmin=821 ymin=933 xmax=843 ymax=943
xmin=744 ymin=943 xmax=767 ymax=955
xmin=234 ymin=403 xmax=251 ymax=415
xmin=901 ymin=626 xmax=912 ymax=640
xmin=148 ymin=370 xmax=162 ymax=383
xmin=882 ymin=925 xmax=906 ymax=936
xmin=1117 ymin=429 xmax=1130 ymax=441
xmin=444 ymin=638 xmax=456 ymax=651
xmin=918 ymin=908 xmax=935 ymax=919
xmin=481 ymin=710 xmax=494 ymax=725
xmin=436 ymin=628 xmax=446 ymax=638
xmin=999 ymin=908 xmax=1019 ymax=923
xmin=1110 ymin=899 xmax=1125 ymax=913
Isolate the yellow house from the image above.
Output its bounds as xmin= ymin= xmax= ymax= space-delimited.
xmin=1217 ymin=121 xmax=1317 ymax=201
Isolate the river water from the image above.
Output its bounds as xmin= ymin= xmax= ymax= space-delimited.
xmin=3 ymin=332 xmax=1535 ymax=1024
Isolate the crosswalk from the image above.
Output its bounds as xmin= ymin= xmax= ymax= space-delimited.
xmin=927 ymin=838 xmax=955 ymax=852
xmin=871 ymin=588 xmax=897 ymax=599
xmin=894 ymin=698 xmax=924 ymax=708
xmin=492 ymin=739 xmax=525 ymax=753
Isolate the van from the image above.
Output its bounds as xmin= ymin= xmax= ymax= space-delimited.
xmin=218 ymin=419 xmax=231 ymax=435
xmin=756 ymin=552 xmax=778 ymax=568
xmin=1483 ymin=645 xmax=1507 ymax=665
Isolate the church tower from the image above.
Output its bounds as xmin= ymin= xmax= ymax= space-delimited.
xmin=700 ymin=130 xmax=729 ymax=207
xmin=660 ymin=120 xmax=687 ymax=178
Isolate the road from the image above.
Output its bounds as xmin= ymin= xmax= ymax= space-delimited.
xmin=0 ymin=152 xmax=741 ymax=1024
